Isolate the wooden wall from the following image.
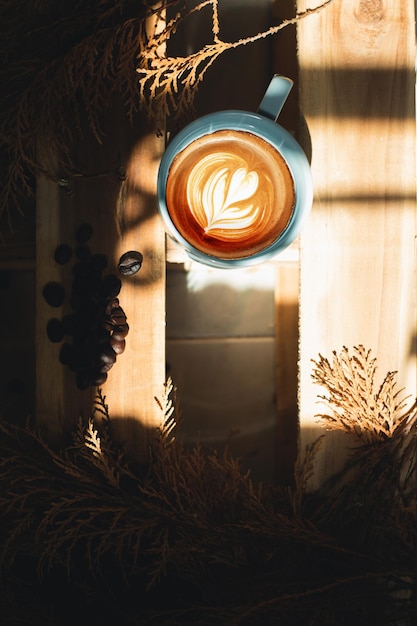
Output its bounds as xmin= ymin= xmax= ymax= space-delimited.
xmin=1 ymin=0 xmax=416 ymax=488
xmin=32 ymin=10 xmax=167 ymax=459
xmin=298 ymin=0 xmax=417 ymax=487
xmin=36 ymin=114 xmax=166 ymax=455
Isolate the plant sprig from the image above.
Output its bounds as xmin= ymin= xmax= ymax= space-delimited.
xmin=0 ymin=0 xmax=337 ymax=233
xmin=312 ymin=345 xmax=413 ymax=444
xmin=137 ymin=0 xmax=337 ymax=122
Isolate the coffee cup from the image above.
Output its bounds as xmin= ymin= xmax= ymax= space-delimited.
xmin=157 ymin=75 xmax=313 ymax=269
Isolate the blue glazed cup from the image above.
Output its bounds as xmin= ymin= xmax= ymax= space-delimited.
xmin=157 ymin=75 xmax=313 ymax=269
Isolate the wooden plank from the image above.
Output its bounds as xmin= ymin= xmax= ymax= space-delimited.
xmin=275 ymin=261 xmax=299 ymax=485
xmin=36 ymin=110 xmax=166 ymax=457
xmin=297 ymin=0 xmax=416 ymax=488
xmin=103 ymin=129 xmax=166 ymax=459
xmin=36 ymin=115 xmax=166 ymax=456
xmin=0 ymin=196 xmax=35 ymax=267
xmin=272 ymin=0 xmax=301 ymax=486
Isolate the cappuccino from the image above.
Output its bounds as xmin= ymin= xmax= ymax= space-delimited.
xmin=165 ymin=129 xmax=295 ymax=259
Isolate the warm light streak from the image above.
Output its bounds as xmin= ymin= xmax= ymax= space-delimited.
xmin=308 ymin=118 xmax=416 ymax=198
xmin=185 ymin=261 xmax=278 ymax=293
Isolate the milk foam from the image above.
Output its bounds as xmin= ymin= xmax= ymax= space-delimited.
xmin=186 ymin=153 xmax=261 ymax=239
xmin=165 ymin=130 xmax=295 ymax=259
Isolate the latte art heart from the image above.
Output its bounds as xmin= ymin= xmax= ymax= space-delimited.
xmin=187 ymin=156 xmax=261 ymax=238
xmin=165 ymin=130 xmax=295 ymax=260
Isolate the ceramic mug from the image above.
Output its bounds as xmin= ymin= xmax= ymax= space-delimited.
xmin=157 ymin=75 xmax=313 ymax=269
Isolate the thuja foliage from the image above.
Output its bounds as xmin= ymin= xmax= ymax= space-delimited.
xmin=0 ymin=347 xmax=417 ymax=625
xmin=0 ymin=0 xmax=336 ymax=230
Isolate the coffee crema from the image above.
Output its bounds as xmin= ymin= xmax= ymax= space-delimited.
xmin=165 ymin=129 xmax=295 ymax=259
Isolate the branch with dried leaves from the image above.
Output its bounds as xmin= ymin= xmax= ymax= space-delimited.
xmin=312 ymin=344 xmax=415 ymax=444
xmin=137 ymin=0 xmax=337 ymax=122
xmin=310 ymin=345 xmax=417 ymax=564
xmin=1 ymin=346 xmax=417 ymax=624
xmin=0 ymin=0 xmax=336 ymax=233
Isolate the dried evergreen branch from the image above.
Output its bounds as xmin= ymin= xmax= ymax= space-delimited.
xmin=291 ymin=434 xmax=324 ymax=516
xmin=0 ymin=0 xmax=161 ymax=228
xmin=0 ymin=359 xmax=417 ymax=626
xmin=0 ymin=0 xmax=337 ymax=233
xmin=137 ymin=0 xmax=337 ymax=122
xmin=311 ymin=345 xmax=412 ymax=444
xmin=1 ymin=344 xmax=417 ymax=623
xmin=155 ymin=377 xmax=178 ymax=444
xmin=310 ymin=346 xmax=417 ymax=568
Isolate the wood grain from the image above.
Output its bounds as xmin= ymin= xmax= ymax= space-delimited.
xmin=297 ymin=0 xmax=416 ymax=487
xmin=36 ymin=110 xmax=166 ymax=458
xmin=275 ymin=261 xmax=299 ymax=485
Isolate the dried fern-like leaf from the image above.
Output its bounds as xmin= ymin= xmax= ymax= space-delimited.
xmin=310 ymin=346 xmax=417 ymax=559
xmin=1 ymin=0 xmax=337 ymax=230
xmin=0 ymin=0 xmax=160 ymax=229
xmin=312 ymin=345 xmax=412 ymax=444
xmin=292 ymin=435 xmax=324 ymax=515
xmin=137 ymin=0 xmax=337 ymax=122
xmin=83 ymin=419 xmax=119 ymax=489
xmin=1 ymin=384 xmax=417 ymax=624
xmin=155 ymin=377 xmax=178 ymax=445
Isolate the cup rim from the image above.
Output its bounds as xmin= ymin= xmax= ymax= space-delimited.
xmin=157 ymin=110 xmax=313 ymax=268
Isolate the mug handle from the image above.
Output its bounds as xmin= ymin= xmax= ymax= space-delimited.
xmin=257 ymin=75 xmax=293 ymax=122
